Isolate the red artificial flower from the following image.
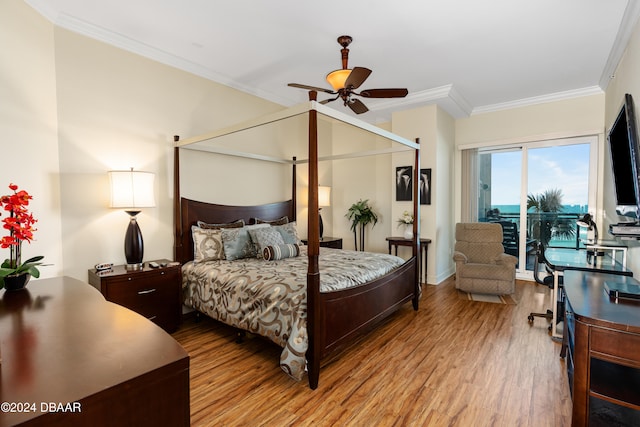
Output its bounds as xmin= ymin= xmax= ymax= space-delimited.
xmin=0 ymin=184 xmax=39 ymax=270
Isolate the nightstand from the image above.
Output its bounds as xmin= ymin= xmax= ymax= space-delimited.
xmin=88 ymin=259 xmax=181 ymax=333
xmin=301 ymin=237 xmax=343 ymax=249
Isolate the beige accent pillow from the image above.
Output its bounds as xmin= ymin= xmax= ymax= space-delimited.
xmin=192 ymin=226 xmax=225 ymax=262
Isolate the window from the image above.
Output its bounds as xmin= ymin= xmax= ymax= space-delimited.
xmin=462 ymin=136 xmax=597 ymax=275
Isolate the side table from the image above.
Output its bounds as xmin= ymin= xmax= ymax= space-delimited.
xmin=88 ymin=259 xmax=182 ymax=332
xmin=386 ymin=237 xmax=431 ymax=284
xmin=301 ymin=236 xmax=343 ymax=249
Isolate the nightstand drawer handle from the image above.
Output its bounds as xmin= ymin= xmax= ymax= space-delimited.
xmin=138 ymin=288 xmax=157 ymax=295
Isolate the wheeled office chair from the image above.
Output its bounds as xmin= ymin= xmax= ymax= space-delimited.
xmin=527 ymin=242 xmax=563 ymax=330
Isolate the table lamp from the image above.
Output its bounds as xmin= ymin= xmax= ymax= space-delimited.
xmin=577 ymin=213 xmax=603 ymax=258
xmin=318 ymin=186 xmax=331 ymax=240
xmin=577 ymin=213 xmax=598 ymax=242
xmin=109 ymin=168 xmax=155 ymax=270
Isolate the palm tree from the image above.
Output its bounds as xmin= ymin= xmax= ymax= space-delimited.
xmin=527 ymin=188 xmax=575 ymax=246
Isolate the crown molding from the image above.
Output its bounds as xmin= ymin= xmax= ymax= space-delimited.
xmin=36 ymin=9 xmax=297 ymax=107
xmin=369 ymin=84 xmax=473 ymax=119
xmin=24 ymin=0 xmax=626 ymax=122
xmin=471 ymin=86 xmax=604 ymax=115
xmin=599 ymin=0 xmax=640 ymax=89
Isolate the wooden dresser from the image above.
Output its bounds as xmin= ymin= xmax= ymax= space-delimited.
xmin=562 ymin=270 xmax=640 ymax=426
xmin=0 ymin=276 xmax=189 ymax=426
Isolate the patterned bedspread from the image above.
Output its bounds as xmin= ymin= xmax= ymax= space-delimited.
xmin=182 ymin=246 xmax=405 ymax=381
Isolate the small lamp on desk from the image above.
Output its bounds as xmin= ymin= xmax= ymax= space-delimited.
xmin=318 ymin=186 xmax=331 ymax=240
xmin=109 ymin=168 xmax=155 ymax=270
xmin=577 ymin=213 xmax=603 ymax=258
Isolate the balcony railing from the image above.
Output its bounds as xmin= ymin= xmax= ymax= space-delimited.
xmin=484 ymin=212 xmax=588 ymax=250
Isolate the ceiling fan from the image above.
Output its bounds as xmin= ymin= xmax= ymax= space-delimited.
xmin=288 ymin=35 xmax=408 ymax=114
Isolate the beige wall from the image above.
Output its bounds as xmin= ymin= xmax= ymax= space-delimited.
xmin=1 ymin=0 xmax=63 ymax=279
xmin=8 ymin=0 xmax=639 ymax=284
xmin=455 ymin=94 xmax=605 ymax=219
xmin=53 ymin=27 xmax=289 ymax=281
xmin=330 ymin=120 xmax=393 ymax=253
xmin=456 ymin=95 xmax=604 ymax=147
xmin=453 ymin=95 xmax=606 ymax=275
xmin=605 ymin=17 xmax=640 ymax=273
xmin=392 ymin=105 xmax=456 ymax=284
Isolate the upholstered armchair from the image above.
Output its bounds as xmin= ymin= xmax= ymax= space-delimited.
xmin=453 ymin=222 xmax=518 ymax=295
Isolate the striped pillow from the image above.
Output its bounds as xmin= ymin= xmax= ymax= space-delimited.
xmin=263 ymin=243 xmax=300 ymax=261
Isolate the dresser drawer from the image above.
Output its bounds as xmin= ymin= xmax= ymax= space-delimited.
xmin=590 ymin=326 xmax=640 ymax=364
xmin=105 ymin=270 xmax=177 ymax=304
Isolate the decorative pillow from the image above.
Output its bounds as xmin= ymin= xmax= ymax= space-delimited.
xmin=273 ymin=221 xmax=301 ymax=245
xmin=222 ymin=224 xmax=270 ymax=261
xmin=191 ymin=226 xmax=225 ymax=262
xmin=248 ymin=227 xmax=285 ymax=258
xmin=263 ymin=243 xmax=300 ymax=261
xmin=197 ymin=219 xmax=244 ymax=230
xmin=254 ymin=216 xmax=289 ymax=226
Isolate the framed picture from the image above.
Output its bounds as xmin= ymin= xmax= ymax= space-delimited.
xmin=396 ymin=166 xmax=412 ymax=201
xmin=420 ymin=168 xmax=431 ymax=205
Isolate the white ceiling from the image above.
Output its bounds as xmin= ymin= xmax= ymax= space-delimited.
xmin=26 ymin=0 xmax=640 ymax=122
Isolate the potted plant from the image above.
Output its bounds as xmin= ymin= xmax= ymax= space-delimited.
xmin=0 ymin=183 xmax=44 ymax=291
xmin=346 ymin=199 xmax=379 ymax=251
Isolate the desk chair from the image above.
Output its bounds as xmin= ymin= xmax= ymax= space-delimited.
xmin=528 ymin=242 xmax=563 ymax=330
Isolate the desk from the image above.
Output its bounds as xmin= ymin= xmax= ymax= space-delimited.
xmin=0 ymin=277 xmax=190 ymax=426
xmin=544 ymin=247 xmax=632 ymax=339
xmin=561 ymin=270 xmax=640 ymax=426
xmin=386 ymin=237 xmax=431 ymax=284
xmin=582 ymin=239 xmax=628 ymax=267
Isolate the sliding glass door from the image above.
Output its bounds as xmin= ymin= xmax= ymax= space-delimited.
xmin=471 ymin=137 xmax=596 ymax=274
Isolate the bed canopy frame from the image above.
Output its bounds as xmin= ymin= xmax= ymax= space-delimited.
xmin=173 ymin=91 xmax=421 ymax=389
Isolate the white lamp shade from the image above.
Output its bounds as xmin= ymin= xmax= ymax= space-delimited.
xmin=109 ymin=170 xmax=156 ymax=208
xmin=318 ymin=186 xmax=331 ymax=207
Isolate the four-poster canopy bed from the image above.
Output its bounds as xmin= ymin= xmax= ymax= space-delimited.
xmin=173 ymin=92 xmax=422 ymax=389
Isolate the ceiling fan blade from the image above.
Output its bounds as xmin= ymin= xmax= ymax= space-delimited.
xmin=348 ymin=98 xmax=369 ymax=114
xmin=320 ymin=94 xmax=340 ymax=104
xmin=344 ymin=67 xmax=372 ymax=90
xmin=359 ymin=88 xmax=409 ymax=98
xmin=288 ymin=83 xmax=336 ymax=95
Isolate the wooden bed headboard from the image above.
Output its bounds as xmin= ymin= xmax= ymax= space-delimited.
xmin=175 ymin=197 xmax=295 ymax=264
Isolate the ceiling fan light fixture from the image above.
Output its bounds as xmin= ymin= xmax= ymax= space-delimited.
xmin=326 ymin=69 xmax=352 ymax=90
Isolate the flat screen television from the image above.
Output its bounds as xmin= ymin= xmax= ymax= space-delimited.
xmin=608 ymin=93 xmax=640 ymax=222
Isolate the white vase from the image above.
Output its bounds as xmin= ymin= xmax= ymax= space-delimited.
xmin=403 ymin=226 xmax=413 ymax=239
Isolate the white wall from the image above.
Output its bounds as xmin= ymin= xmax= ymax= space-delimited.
xmin=0 ymin=0 xmax=64 ymax=279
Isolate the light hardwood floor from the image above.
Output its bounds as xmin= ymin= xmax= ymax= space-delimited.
xmin=172 ymin=276 xmax=573 ymax=426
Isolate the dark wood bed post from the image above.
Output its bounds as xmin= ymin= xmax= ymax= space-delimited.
xmin=306 ymin=91 xmax=321 ymax=390
xmin=173 ymin=135 xmax=182 ymax=263
xmin=412 ymin=138 xmax=421 ymax=310
xmin=292 ymin=156 xmax=297 ymax=222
